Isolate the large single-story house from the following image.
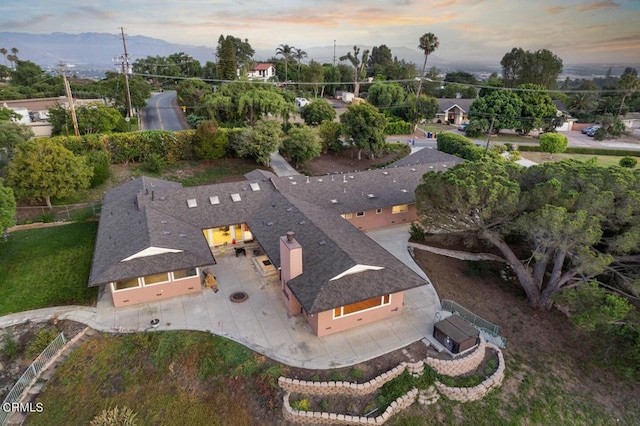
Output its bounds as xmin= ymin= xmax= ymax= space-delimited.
xmin=89 ymin=149 xmax=463 ymax=336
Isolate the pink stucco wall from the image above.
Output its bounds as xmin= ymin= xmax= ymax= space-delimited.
xmin=345 ymin=204 xmax=417 ymax=231
xmin=110 ymin=276 xmax=201 ymax=307
xmin=307 ymin=291 xmax=405 ymax=337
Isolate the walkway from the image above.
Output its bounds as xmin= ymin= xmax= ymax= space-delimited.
xmin=270 ymin=151 xmax=299 ymax=177
xmin=0 ymin=227 xmax=438 ymax=370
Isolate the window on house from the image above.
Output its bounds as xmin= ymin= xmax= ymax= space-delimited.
xmin=173 ymin=268 xmax=198 ymax=280
xmin=376 ymin=208 xmax=383 ymax=214
xmin=143 ymin=272 xmax=170 ymax=285
xmin=392 ymin=204 xmax=408 ymax=214
xmin=356 ymin=211 xmax=365 ymax=217
xmin=113 ymin=278 xmax=140 ymax=291
xmin=333 ymin=295 xmax=392 ymax=318
xmin=341 ymin=213 xmax=353 ymax=219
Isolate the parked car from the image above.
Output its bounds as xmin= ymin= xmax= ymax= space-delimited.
xmin=458 ymin=122 xmax=468 ymax=131
xmin=582 ymin=125 xmax=600 ymax=134
xmin=585 ymin=125 xmax=601 ymax=136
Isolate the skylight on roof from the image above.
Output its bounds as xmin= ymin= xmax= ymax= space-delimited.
xmin=209 ymin=196 xmax=220 ymax=205
xmin=250 ymin=182 xmax=260 ymax=191
xmin=187 ymin=198 xmax=197 ymax=208
xmin=231 ymin=193 xmax=241 ymax=202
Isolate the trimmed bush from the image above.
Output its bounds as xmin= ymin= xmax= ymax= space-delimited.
xmin=195 ymin=121 xmax=228 ymax=160
xmin=518 ymin=145 xmax=640 ymax=157
xmin=619 ymin=156 xmax=638 ymax=168
xmin=436 ymin=132 xmax=484 ymax=160
xmin=86 ymin=150 xmax=111 ymax=188
xmin=385 ymin=117 xmax=412 ymax=135
xmin=539 ymin=133 xmax=568 ymax=158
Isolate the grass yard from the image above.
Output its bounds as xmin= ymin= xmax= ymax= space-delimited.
xmin=0 ymin=222 xmax=99 ymax=315
xmin=26 ymin=331 xmax=285 ymax=426
xmin=520 ymin=151 xmax=633 ymax=167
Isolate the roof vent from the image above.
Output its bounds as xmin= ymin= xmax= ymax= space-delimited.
xmin=159 ymin=196 xmax=166 ymax=201
xmin=161 ymin=220 xmax=168 ymax=224
xmin=317 ymin=178 xmax=323 ymax=182
xmin=291 ymin=181 xmax=297 ymax=185
xmin=250 ymin=182 xmax=260 ymax=191
xmin=286 ymin=231 xmax=295 ymax=242
xmin=442 ymin=164 xmax=448 ymax=167
xmin=231 ymin=193 xmax=241 ymax=202
xmin=209 ymin=196 xmax=220 ymax=205
xmin=367 ymin=194 xmax=376 ymax=198
xmin=410 ymin=168 xmax=416 ymax=172
xmin=429 ymin=166 xmax=434 ymax=169
xmin=288 ymin=176 xmax=294 ymax=180
xmin=306 ymin=176 xmax=310 ymax=183
xmin=286 ymin=207 xmax=293 ymax=212
xmin=299 ymin=220 xmax=306 ymax=225
xmin=349 ymin=176 xmax=354 ymax=179
xmin=163 ymin=231 xmax=171 ymax=235
xmin=330 ymin=199 xmax=338 ymax=204
xmin=179 ymin=233 xmax=187 ymax=237
xmin=318 ymin=240 xmax=327 ymax=246
xmin=401 ymin=189 xmax=408 ymax=193
xmin=266 ymin=221 xmax=274 ymax=226
xmin=187 ymin=199 xmax=198 ymax=208
xmin=382 ymin=171 xmax=389 ymax=175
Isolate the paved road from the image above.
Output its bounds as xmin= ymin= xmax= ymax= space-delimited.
xmin=140 ymin=90 xmax=189 ymax=131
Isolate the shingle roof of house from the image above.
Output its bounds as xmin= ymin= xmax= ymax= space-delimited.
xmin=436 ymin=98 xmax=475 ymax=114
xmin=89 ymin=150 xmax=463 ymax=313
xmin=254 ymin=63 xmax=274 ymax=71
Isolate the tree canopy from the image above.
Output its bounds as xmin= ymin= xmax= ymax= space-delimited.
xmin=232 ymin=118 xmax=283 ymax=166
xmin=500 ymin=47 xmax=563 ymax=89
xmin=281 ymin=125 xmax=321 ymax=168
xmin=300 ymin=100 xmax=336 ymax=126
xmin=539 ymin=133 xmax=568 ymax=158
xmin=416 ymin=159 xmax=640 ymax=310
xmin=340 ymin=102 xmax=387 ymax=160
xmin=469 ymin=89 xmax=524 ymax=133
xmin=367 ymin=82 xmax=405 ymax=109
xmin=0 ymin=179 xmax=16 ymax=234
xmin=7 ymin=139 xmax=92 ymax=207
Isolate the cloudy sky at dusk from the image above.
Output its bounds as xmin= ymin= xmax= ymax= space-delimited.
xmin=1 ymin=0 xmax=639 ymax=65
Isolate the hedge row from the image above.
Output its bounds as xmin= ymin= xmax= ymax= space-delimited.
xmin=385 ymin=118 xmax=412 ymax=135
xmin=518 ymin=144 xmax=640 ymax=157
xmin=46 ymin=129 xmax=247 ymax=165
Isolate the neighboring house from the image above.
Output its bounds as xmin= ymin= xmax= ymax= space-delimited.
xmin=246 ymin=63 xmax=276 ymax=81
xmin=435 ymin=99 xmax=474 ymax=125
xmin=2 ymin=96 xmax=106 ymax=137
xmin=620 ymin=112 xmax=640 ymax=131
xmin=552 ymin=100 xmax=577 ymax=132
xmin=89 ymin=149 xmax=463 ymax=336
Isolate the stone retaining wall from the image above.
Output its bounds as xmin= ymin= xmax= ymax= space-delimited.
xmin=434 ymin=343 xmax=505 ymax=403
xmin=424 ymin=334 xmax=486 ymax=376
xmin=282 ymin=389 xmax=418 ymax=425
xmin=278 ymin=361 xmax=424 ymax=397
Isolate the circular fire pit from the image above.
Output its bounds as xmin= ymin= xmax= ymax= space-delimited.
xmin=230 ymin=291 xmax=249 ymax=303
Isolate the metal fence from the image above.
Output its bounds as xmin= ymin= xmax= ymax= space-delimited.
xmin=15 ymin=202 xmax=101 ymax=223
xmin=440 ymin=299 xmax=507 ymax=348
xmin=0 ymin=332 xmax=67 ymax=426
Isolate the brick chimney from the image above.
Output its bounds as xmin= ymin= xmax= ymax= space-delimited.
xmin=280 ymin=231 xmax=302 ymax=283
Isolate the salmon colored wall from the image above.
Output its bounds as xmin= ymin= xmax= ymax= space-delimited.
xmin=280 ymin=236 xmax=303 ymax=283
xmin=345 ymin=205 xmax=417 ymax=231
xmin=308 ymin=291 xmax=405 ymax=337
xmin=110 ymin=276 xmax=201 ymax=307
xmin=281 ymin=283 xmax=302 ymax=315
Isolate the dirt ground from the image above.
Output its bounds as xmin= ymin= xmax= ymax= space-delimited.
xmin=300 ymin=146 xmax=408 ymax=176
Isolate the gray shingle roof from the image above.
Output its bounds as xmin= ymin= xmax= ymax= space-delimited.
xmin=89 ymin=150 xmax=462 ymax=312
xmin=436 ymin=98 xmax=474 ymax=114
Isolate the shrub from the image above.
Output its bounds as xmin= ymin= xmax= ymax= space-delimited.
xmin=384 ymin=117 xmax=412 ymax=135
xmin=619 ymin=156 xmax=638 ymax=168
xmin=195 ymin=120 xmax=229 ymax=160
xmin=409 ymin=222 xmax=426 ymax=241
xmin=436 ymin=132 xmax=484 ymax=160
xmin=90 ymin=406 xmax=138 ymax=426
xmin=464 ymin=119 xmax=489 ymax=138
xmin=144 ymin=153 xmax=165 ymax=174
xmin=310 ymin=373 xmax=321 ymax=382
xmin=509 ymin=150 xmax=522 ymax=161
xmin=376 ymin=370 xmax=414 ymax=411
xmin=539 ymin=133 xmax=568 ymax=158
xmin=329 ymin=371 xmax=345 ymax=381
xmin=349 ymin=368 xmax=365 ymax=380
xmin=1 ymin=332 xmax=20 ymax=359
xmin=86 ymin=150 xmax=111 ymax=188
xmin=319 ymin=400 xmax=329 ymax=412
xmin=25 ymin=327 xmax=60 ymax=359
xmin=290 ymin=398 xmax=311 ymax=411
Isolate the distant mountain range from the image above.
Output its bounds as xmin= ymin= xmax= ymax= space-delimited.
xmin=0 ymin=32 xmax=627 ymax=79
xmin=0 ymin=31 xmax=452 ymax=71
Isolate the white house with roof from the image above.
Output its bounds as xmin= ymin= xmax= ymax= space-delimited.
xmin=246 ymin=63 xmax=276 ymax=81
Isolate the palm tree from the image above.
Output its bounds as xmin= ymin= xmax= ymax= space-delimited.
xmin=294 ymin=47 xmax=307 ymax=78
xmin=566 ymin=92 xmax=597 ymax=117
xmin=275 ymin=44 xmax=295 ymax=82
xmin=414 ymin=33 xmax=439 ymax=130
xmin=8 ymin=47 xmax=19 ymax=69
xmin=339 ymin=46 xmax=369 ymax=97
xmin=618 ymin=67 xmax=639 ymax=115
xmin=0 ymin=48 xmax=6 ymax=66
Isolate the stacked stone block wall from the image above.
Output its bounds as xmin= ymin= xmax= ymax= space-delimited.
xmin=434 ymin=343 xmax=505 ymax=403
xmin=424 ymin=334 xmax=486 ymax=375
xmin=282 ymin=389 xmax=418 ymax=425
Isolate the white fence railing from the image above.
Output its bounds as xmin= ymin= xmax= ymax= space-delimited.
xmin=0 ymin=332 xmax=66 ymax=426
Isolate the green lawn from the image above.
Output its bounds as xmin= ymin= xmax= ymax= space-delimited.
xmin=520 ymin=151 xmax=633 ymax=167
xmin=0 ymin=222 xmax=99 ymax=316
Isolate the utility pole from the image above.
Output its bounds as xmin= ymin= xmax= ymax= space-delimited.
xmin=333 ymin=40 xmax=336 ymax=66
xmin=484 ymin=116 xmax=496 ymax=155
xmin=119 ymin=27 xmax=133 ymax=121
xmin=59 ymin=63 xmax=79 ymax=137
